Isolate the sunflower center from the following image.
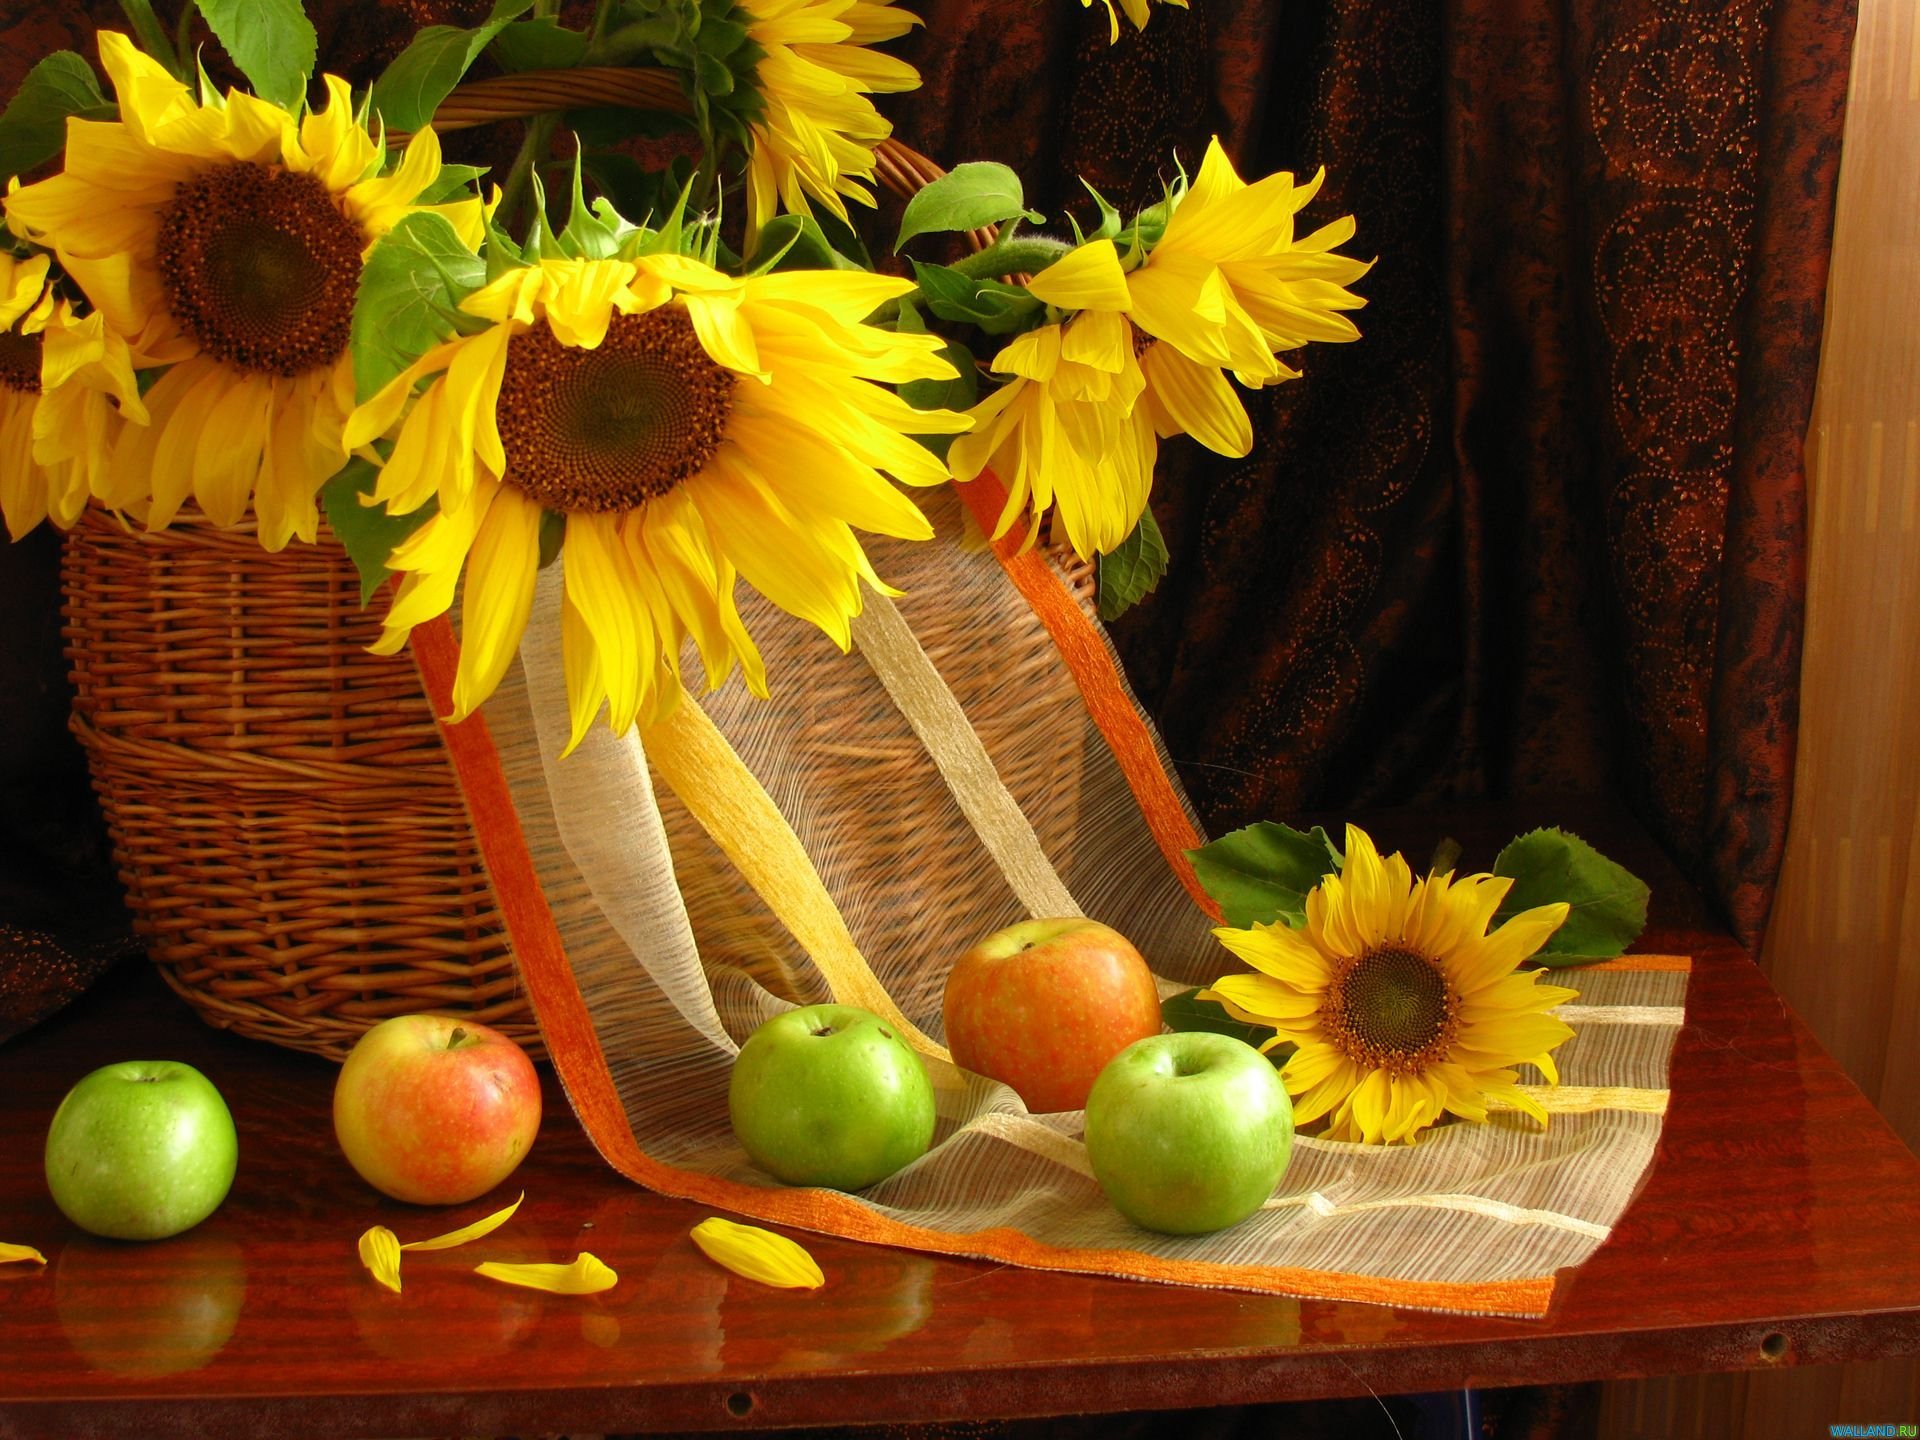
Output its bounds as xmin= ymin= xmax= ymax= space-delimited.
xmin=495 ymin=307 xmax=734 ymax=513
xmin=1321 ymin=945 xmax=1460 ymax=1075
xmin=157 ymin=162 xmax=363 ymax=378
xmin=0 ymin=330 xmax=40 ymax=394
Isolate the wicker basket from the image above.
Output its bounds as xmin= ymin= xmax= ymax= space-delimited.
xmin=59 ymin=75 xmax=1065 ymax=1060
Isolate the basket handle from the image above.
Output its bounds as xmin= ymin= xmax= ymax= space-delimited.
xmin=420 ymin=66 xmax=994 ymax=249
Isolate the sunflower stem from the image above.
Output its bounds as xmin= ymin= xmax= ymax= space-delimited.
xmin=118 ymin=0 xmax=184 ymax=78
xmin=947 ymin=237 xmax=1073 ymax=282
xmin=500 ymin=112 xmax=561 ymax=240
xmin=172 ymin=0 xmax=199 ymax=72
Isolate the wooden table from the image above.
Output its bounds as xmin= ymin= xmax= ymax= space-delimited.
xmin=4 ymin=802 xmax=1919 ymax=1439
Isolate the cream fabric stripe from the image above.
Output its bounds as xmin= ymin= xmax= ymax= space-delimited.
xmin=966 ymin=1113 xmax=1611 ymax=1239
xmin=1273 ymin=1191 xmax=1612 ymax=1242
xmin=643 ymin=690 xmax=952 ymax=1063
xmin=1492 ymin=1085 xmax=1671 ymax=1114
xmin=1554 ymin=1004 xmax=1687 ymax=1026
xmin=850 ymin=596 xmax=1083 ymax=920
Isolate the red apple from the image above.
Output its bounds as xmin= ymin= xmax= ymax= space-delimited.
xmin=942 ymin=918 xmax=1162 ymax=1113
xmin=333 ymin=1015 xmax=541 ymax=1205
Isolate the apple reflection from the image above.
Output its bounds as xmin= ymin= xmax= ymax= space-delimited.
xmin=54 ymin=1233 xmax=246 ymax=1379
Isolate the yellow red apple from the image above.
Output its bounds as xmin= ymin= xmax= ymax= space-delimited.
xmin=941 ymin=917 xmax=1162 ymax=1113
xmin=332 ymin=1015 xmax=541 ymax=1205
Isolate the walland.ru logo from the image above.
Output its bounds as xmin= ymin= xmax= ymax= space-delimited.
xmin=1829 ymin=1426 xmax=1917 ymax=1437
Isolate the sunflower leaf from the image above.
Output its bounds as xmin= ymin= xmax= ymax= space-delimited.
xmin=0 ymin=52 xmax=115 ymax=183
xmin=1491 ymin=828 xmax=1649 ymax=960
xmin=1096 ymin=510 xmax=1168 ymax=621
xmin=352 ymin=211 xmax=486 ymax=403
xmin=417 ymin=163 xmax=488 ymax=205
xmin=195 ymin=0 xmax=316 ymax=112
xmin=910 ymin=262 xmax=1043 ymax=335
xmin=321 ymin=458 xmax=439 ymax=606
xmin=895 ymin=162 xmax=1044 ymax=252
xmin=1161 ymin=988 xmax=1273 ymax=1047
xmin=1188 ymin=822 xmax=1344 ymax=929
xmin=369 ymin=0 xmax=535 ymax=134
xmin=488 ymin=16 xmax=589 ymax=71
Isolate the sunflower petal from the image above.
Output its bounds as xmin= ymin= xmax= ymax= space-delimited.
xmin=357 ymin=1226 xmax=403 ymax=1293
xmin=690 ymin=1217 xmax=825 ymax=1289
xmin=474 ymin=1254 xmax=618 ymax=1295
xmin=398 ymin=1192 xmax=525 ymax=1252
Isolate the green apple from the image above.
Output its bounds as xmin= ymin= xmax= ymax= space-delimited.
xmin=1083 ymin=1032 xmax=1293 ymax=1235
xmin=728 ymin=1004 xmax=935 ymax=1191
xmin=44 ymin=1061 xmax=238 ymax=1241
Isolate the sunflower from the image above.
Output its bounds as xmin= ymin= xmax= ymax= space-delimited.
xmin=1082 ymin=0 xmax=1190 ymax=44
xmin=1201 ymin=825 xmax=1579 ymax=1146
xmin=0 ymin=252 xmax=147 ymax=540
xmin=947 ymin=239 xmax=1155 ymax=559
xmin=343 ymin=253 xmax=970 ymax=745
xmin=1124 ymin=135 xmax=1370 ymax=438
xmin=737 ymin=0 xmax=921 ymax=247
xmin=3 ymin=33 xmax=481 ymax=552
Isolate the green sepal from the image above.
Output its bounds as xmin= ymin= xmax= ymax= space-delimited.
xmin=1080 ymin=179 xmax=1123 ymax=243
xmin=0 ymin=52 xmax=114 ymax=183
xmin=1187 ymin=822 xmax=1344 ymax=930
xmin=1491 ymin=828 xmax=1650 ymax=964
xmin=1096 ymin=509 xmax=1168 ymax=622
xmin=556 ymin=149 xmax=636 ymax=258
xmin=894 ymin=162 xmax=1044 ymax=252
xmin=320 ymin=457 xmax=438 ymax=607
xmin=368 ymin=0 xmax=534 ymax=134
xmin=910 ymin=261 xmax=1043 ymax=335
xmin=194 ymin=0 xmax=316 ymax=112
xmin=350 ymin=210 xmax=487 ymax=403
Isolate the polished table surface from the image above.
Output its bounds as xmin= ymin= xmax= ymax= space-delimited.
xmin=4 ymin=801 xmax=1920 ymax=1439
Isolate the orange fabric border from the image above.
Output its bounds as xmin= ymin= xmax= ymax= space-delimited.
xmin=1583 ymin=954 xmax=1693 ymax=973
xmin=410 ymin=615 xmax=1554 ymax=1316
xmin=953 ymin=473 xmax=1224 ymax=923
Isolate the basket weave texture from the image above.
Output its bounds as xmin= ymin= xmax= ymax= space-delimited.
xmin=63 ymin=506 xmax=534 ymax=1061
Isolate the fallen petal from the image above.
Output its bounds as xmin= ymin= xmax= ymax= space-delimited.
xmin=358 ymin=1226 xmax=403 ymax=1293
xmin=1 ymin=1243 xmax=47 ymax=1267
xmin=401 ymin=1193 xmax=525 ymax=1252
xmin=690 ymin=1217 xmax=825 ymax=1290
xmin=474 ymin=1253 xmax=618 ymax=1295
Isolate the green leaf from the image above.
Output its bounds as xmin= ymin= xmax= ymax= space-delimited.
xmin=416 ymin=162 xmax=487 ymax=204
xmin=195 ymin=0 xmax=316 ymax=111
xmin=350 ymin=211 xmax=487 ymax=403
xmin=1096 ymin=509 xmax=1169 ymax=621
xmin=369 ymin=0 xmax=534 ymax=134
xmin=0 ymin=52 xmax=114 ymax=182
xmin=910 ymin=261 xmax=1044 ymax=335
xmin=320 ymin=459 xmax=438 ymax=606
xmin=487 ymin=16 xmax=588 ymax=71
xmin=1491 ymin=828 xmax=1650 ymax=960
xmin=895 ymin=162 xmax=1044 ymax=252
xmin=894 ymin=309 xmax=976 ymax=459
xmin=1187 ymin=822 xmax=1344 ymax=930
xmin=1161 ymin=988 xmax=1277 ymax=1050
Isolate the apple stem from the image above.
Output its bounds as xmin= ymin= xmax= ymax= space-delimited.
xmin=448 ymin=1027 xmax=468 ymax=1049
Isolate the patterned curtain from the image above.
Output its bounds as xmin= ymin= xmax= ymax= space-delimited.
xmin=884 ymin=0 xmax=1853 ymax=949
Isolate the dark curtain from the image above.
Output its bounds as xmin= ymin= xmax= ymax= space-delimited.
xmin=0 ymin=0 xmax=1852 ymax=1040
xmin=883 ymin=0 xmax=1852 ymax=949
